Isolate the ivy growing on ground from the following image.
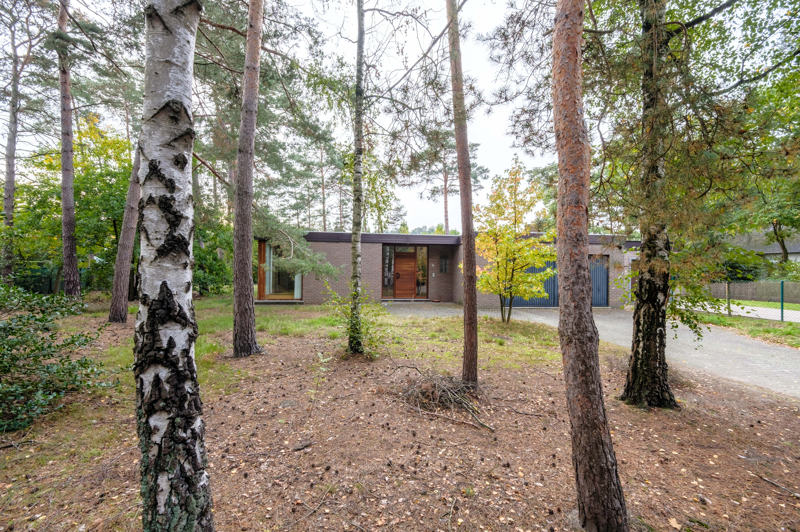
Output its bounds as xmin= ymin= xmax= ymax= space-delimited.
xmin=0 ymin=284 xmax=105 ymax=431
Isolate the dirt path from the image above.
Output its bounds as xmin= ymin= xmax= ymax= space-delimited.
xmin=385 ymin=303 xmax=800 ymax=399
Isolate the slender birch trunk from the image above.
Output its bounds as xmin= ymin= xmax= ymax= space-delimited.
xmin=321 ymin=148 xmax=327 ymax=231
xmin=232 ymin=0 xmax=264 ymax=358
xmin=445 ymin=0 xmax=478 ymax=383
xmin=57 ymin=0 xmax=80 ymax=297
xmin=2 ymin=38 xmax=19 ymax=282
xmin=348 ymin=0 xmax=366 ymax=354
xmin=553 ymin=0 xmax=629 ymax=528
xmin=621 ymin=0 xmax=678 ymax=409
xmin=442 ymin=165 xmax=449 ymax=235
xmin=773 ymin=222 xmax=789 ymax=263
xmin=133 ymin=1 xmax=214 ymax=529
xmin=109 ymin=148 xmax=141 ymax=323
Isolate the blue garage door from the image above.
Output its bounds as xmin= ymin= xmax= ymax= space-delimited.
xmin=590 ymin=255 xmax=609 ymax=307
xmin=511 ymin=261 xmax=558 ymax=308
xmin=511 ymin=256 xmax=609 ymax=308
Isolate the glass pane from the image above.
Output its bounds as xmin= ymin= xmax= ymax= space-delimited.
xmin=416 ymin=246 xmax=428 ymax=298
xmin=382 ymin=245 xmax=394 ymax=298
xmin=396 ymin=246 xmax=414 ymax=253
xmin=264 ymin=245 xmax=299 ymax=299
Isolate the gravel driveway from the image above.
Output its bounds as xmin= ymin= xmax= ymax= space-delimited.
xmin=384 ymin=302 xmax=800 ymax=399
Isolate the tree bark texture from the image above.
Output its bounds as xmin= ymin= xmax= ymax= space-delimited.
xmin=621 ymin=0 xmax=678 ymax=409
xmin=2 ymin=38 xmax=19 ymax=281
xmin=57 ymin=0 xmax=80 ymax=297
xmin=232 ymin=0 xmax=264 ymax=358
xmin=443 ymin=165 xmax=449 ymax=235
xmin=552 ymin=0 xmax=629 ymax=529
xmin=109 ymin=148 xmax=142 ymax=323
xmin=134 ymin=2 xmax=214 ymax=530
xmin=446 ymin=0 xmax=478 ymax=383
xmin=321 ymin=148 xmax=327 ymax=232
xmin=773 ymin=222 xmax=789 ymax=263
xmin=348 ymin=0 xmax=365 ymax=355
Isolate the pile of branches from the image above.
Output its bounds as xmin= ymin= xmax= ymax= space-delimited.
xmin=400 ymin=371 xmax=494 ymax=432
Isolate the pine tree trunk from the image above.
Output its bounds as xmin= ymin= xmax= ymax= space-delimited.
xmin=446 ymin=0 xmax=478 ymax=383
xmin=212 ymin=167 xmax=218 ymax=211
xmin=621 ymin=0 xmax=678 ymax=409
xmin=192 ymin=166 xmax=202 ymax=209
xmin=57 ymin=0 xmax=80 ymax=297
xmin=133 ymin=2 xmax=214 ymax=530
xmin=2 ymin=43 xmax=19 ymax=282
xmin=109 ymin=148 xmax=141 ymax=323
xmin=348 ymin=0 xmax=365 ymax=355
xmin=553 ymin=0 xmax=629 ymax=528
xmin=443 ymin=165 xmax=449 ymax=235
xmin=232 ymin=0 xmax=264 ymax=358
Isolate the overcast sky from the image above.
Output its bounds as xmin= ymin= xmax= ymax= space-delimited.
xmin=305 ymin=0 xmax=556 ymax=232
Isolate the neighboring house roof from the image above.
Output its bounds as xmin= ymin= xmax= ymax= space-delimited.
xmin=728 ymin=232 xmax=800 ymax=255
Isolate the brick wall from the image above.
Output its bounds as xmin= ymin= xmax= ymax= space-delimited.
xmin=303 ymin=242 xmax=382 ymax=305
xmin=302 ymin=240 xmax=634 ymax=309
xmin=427 ymin=245 xmax=456 ymax=302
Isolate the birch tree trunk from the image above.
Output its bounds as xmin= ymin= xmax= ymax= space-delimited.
xmin=773 ymin=222 xmax=789 ymax=263
xmin=621 ymin=0 xmax=678 ymax=409
xmin=109 ymin=148 xmax=141 ymax=323
xmin=2 ymin=39 xmax=19 ymax=282
xmin=133 ymin=1 xmax=214 ymax=529
xmin=321 ymin=148 xmax=327 ymax=232
xmin=57 ymin=0 xmax=80 ymax=297
xmin=232 ymin=0 xmax=264 ymax=358
xmin=348 ymin=0 xmax=366 ymax=354
xmin=553 ymin=0 xmax=629 ymax=528
xmin=445 ymin=0 xmax=478 ymax=383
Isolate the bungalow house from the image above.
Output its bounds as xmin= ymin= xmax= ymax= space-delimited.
xmin=254 ymin=232 xmax=640 ymax=309
xmin=728 ymin=232 xmax=800 ymax=262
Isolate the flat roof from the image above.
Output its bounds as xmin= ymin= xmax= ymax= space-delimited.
xmin=256 ymin=231 xmax=640 ymax=249
xmin=302 ymin=232 xmax=462 ymax=245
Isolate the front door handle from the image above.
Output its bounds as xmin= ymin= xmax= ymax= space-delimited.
xmin=395 ymin=272 xmax=400 ymax=279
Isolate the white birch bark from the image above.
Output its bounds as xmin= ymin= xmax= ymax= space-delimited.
xmin=133 ymin=1 xmax=213 ymax=530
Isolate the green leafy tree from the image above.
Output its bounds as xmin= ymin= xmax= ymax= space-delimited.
xmin=474 ymin=160 xmax=556 ymax=323
xmin=15 ymin=115 xmax=131 ymax=290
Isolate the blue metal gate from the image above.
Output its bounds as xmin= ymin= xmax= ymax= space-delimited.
xmin=511 ymin=261 xmax=558 ymax=307
xmin=590 ymin=255 xmax=609 ymax=307
xmin=510 ymin=256 xmax=609 ymax=308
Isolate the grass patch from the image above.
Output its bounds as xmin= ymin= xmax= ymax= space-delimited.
xmin=716 ymin=298 xmax=800 ymax=312
xmin=388 ymin=315 xmax=563 ymax=369
xmin=698 ymin=313 xmax=800 ymax=349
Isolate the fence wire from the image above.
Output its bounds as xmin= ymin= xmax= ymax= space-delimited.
xmin=709 ymin=280 xmax=798 ymax=323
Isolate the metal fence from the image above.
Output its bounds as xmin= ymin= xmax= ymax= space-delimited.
xmin=709 ymin=280 xmax=799 ymax=323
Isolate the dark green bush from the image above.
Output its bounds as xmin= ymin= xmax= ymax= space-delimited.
xmin=0 ymin=285 xmax=105 ymax=432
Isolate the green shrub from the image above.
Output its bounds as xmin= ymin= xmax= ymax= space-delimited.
xmin=324 ymin=281 xmax=388 ymax=358
xmin=0 ymin=285 xmax=105 ymax=431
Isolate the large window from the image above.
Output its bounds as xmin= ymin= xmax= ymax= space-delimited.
xmin=381 ymin=245 xmax=428 ymax=299
xmin=257 ymin=244 xmax=302 ymax=300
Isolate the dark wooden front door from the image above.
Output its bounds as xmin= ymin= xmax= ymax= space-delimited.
xmin=394 ymin=252 xmax=416 ymax=298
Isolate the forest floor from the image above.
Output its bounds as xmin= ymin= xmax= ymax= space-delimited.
xmin=2 ymin=295 xmax=800 ymax=532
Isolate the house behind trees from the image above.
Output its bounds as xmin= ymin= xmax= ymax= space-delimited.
xmin=255 ymin=232 xmax=639 ymax=308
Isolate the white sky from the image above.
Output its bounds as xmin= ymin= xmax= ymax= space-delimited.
xmin=304 ymin=0 xmax=556 ymax=232
xmin=394 ymin=0 xmax=554 ymax=232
